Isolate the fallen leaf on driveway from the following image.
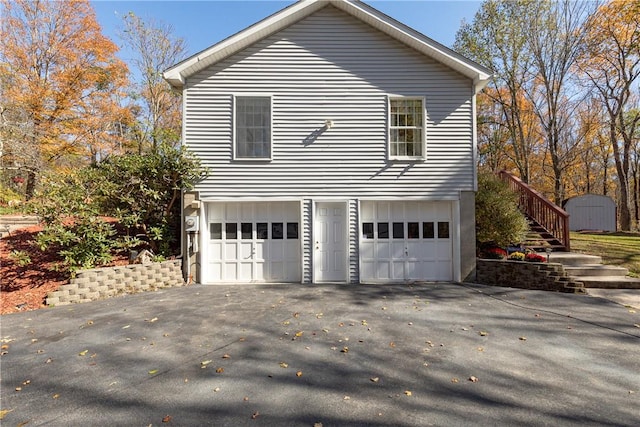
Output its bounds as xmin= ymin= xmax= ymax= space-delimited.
xmin=222 ymin=354 xmax=231 ymax=359
xmin=52 ymin=393 xmax=60 ymax=399
xmin=122 ymin=325 xmax=130 ymax=329
xmin=215 ymin=367 xmax=224 ymax=373
xmin=251 ymin=411 xmax=260 ymax=419
xmin=296 ymin=371 xmax=303 ymax=377
xmin=404 ymin=390 xmax=412 ymax=396
xmin=519 ymin=336 xmax=527 ymax=341
xmin=370 ymin=377 xmax=379 ymax=382
xmin=162 ymin=415 xmax=172 ymax=423
xmin=0 ymin=409 xmax=13 ymax=419
xmin=469 ymin=376 xmax=479 ymax=382
xmin=451 ymin=378 xmax=459 ymax=383
xmin=78 ymin=350 xmax=88 ymax=356
xmin=279 ymin=362 xmax=289 ymax=368
xmin=479 ymin=331 xmax=488 ymax=336
xmin=201 ymin=360 xmax=212 ymax=367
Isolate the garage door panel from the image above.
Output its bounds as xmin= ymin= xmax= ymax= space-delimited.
xmin=377 ymin=261 xmax=391 ymax=280
xmin=392 ymin=261 xmax=405 ymax=280
xmin=360 ymin=201 xmax=453 ymax=282
xmin=205 ymin=202 xmax=301 ymax=283
xmin=225 ymin=243 xmax=238 ymax=258
xmin=392 ymin=242 xmax=405 ymax=258
xmin=225 ymin=263 xmax=237 ymax=281
xmin=406 ymin=261 xmax=422 ymax=280
xmin=211 ymin=243 xmax=222 ymax=259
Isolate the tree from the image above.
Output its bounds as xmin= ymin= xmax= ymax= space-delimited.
xmin=578 ymin=0 xmax=640 ymax=230
xmin=118 ymin=13 xmax=187 ymax=153
xmin=0 ymin=0 xmax=130 ymax=198
xmin=524 ymin=0 xmax=595 ymax=204
xmin=455 ymin=0 xmax=539 ymax=183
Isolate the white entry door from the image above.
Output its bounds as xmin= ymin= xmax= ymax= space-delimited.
xmin=315 ymin=202 xmax=347 ymax=282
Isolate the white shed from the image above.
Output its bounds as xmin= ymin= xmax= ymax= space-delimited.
xmin=564 ymin=194 xmax=616 ymax=232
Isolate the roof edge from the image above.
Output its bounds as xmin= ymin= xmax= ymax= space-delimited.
xmin=163 ymin=0 xmax=492 ymax=92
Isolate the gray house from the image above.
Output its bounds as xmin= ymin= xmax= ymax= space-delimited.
xmin=164 ymin=0 xmax=491 ymax=284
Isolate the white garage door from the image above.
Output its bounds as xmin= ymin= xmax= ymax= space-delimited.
xmin=360 ymin=201 xmax=453 ymax=282
xmin=203 ymin=202 xmax=301 ymax=283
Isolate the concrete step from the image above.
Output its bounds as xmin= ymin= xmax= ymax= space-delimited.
xmin=548 ymin=252 xmax=603 ymax=266
xmin=575 ymin=276 xmax=640 ymax=289
xmin=564 ymin=264 xmax=629 ymax=277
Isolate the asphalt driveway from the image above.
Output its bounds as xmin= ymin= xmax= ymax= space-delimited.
xmin=1 ymin=282 xmax=639 ymax=426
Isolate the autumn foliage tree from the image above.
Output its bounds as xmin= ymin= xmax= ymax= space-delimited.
xmin=118 ymin=12 xmax=186 ymax=153
xmin=578 ymin=0 xmax=640 ymax=231
xmin=0 ymin=0 xmax=131 ymax=198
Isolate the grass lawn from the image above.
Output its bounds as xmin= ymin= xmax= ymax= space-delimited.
xmin=570 ymin=231 xmax=640 ymax=277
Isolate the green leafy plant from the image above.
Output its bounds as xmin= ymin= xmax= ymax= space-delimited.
xmin=9 ymin=250 xmax=31 ymax=267
xmin=31 ymin=144 xmax=207 ymax=274
xmin=476 ymin=171 xmax=529 ymax=249
xmin=36 ymin=215 xmax=116 ymax=275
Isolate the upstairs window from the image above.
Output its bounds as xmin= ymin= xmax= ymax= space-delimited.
xmin=389 ymin=97 xmax=425 ymax=160
xmin=235 ymin=96 xmax=271 ymax=159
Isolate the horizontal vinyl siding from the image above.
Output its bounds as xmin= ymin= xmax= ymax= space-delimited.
xmin=185 ymin=5 xmax=473 ymax=199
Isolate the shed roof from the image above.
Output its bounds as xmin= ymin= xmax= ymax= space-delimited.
xmin=163 ymin=0 xmax=492 ymax=93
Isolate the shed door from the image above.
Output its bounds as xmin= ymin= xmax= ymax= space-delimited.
xmin=360 ymin=201 xmax=453 ymax=282
xmin=204 ymin=202 xmax=301 ymax=283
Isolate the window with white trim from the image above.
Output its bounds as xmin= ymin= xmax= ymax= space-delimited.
xmin=389 ymin=97 xmax=425 ymax=160
xmin=235 ymin=96 xmax=271 ymax=159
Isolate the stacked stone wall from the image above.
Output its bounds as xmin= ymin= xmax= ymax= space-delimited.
xmin=46 ymin=260 xmax=185 ymax=306
xmin=476 ymin=259 xmax=584 ymax=293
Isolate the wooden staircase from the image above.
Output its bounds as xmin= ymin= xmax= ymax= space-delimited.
xmin=498 ymin=171 xmax=570 ymax=251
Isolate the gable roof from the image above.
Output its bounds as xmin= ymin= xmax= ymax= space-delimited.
xmin=163 ymin=0 xmax=492 ymax=93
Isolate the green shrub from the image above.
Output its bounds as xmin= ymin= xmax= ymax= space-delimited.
xmin=36 ymin=215 xmax=116 ymax=275
xmin=476 ymin=171 xmax=529 ymax=249
xmin=31 ymin=143 xmax=207 ymax=273
xmin=9 ymin=250 xmax=31 ymax=267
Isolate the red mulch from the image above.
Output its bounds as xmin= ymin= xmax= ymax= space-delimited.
xmin=1 ymin=223 xmax=128 ymax=315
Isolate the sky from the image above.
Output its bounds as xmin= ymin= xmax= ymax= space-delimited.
xmin=91 ymin=0 xmax=482 ymax=66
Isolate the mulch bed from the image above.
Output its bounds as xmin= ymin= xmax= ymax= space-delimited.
xmin=1 ymin=223 xmax=128 ymax=315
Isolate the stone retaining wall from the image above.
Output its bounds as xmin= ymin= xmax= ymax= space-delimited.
xmin=476 ymin=259 xmax=585 ymax=293
xmin=0 ymin=215 xmax=40 ymax=237
xmin=46 ymin=259 xmax=186 ymax=306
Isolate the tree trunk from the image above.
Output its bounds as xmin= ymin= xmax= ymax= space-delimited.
xmin=25 ymin=169 xmax=37 ymax=200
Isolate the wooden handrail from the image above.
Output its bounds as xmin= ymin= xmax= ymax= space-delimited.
xmin=498 ymin=170 xmax=570 ymax=251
